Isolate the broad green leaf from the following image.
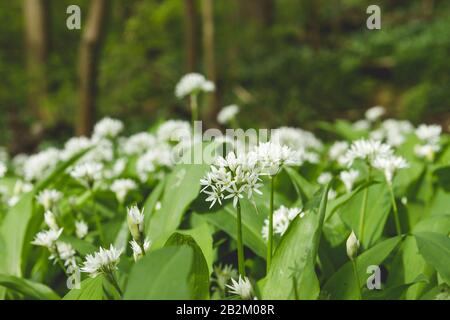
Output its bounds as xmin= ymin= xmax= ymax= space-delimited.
xmin=63 ymin=276 xmax=104 ymax=300
xmin=177 ymin=224 xmax=213 ymax=274
xmin=363 ymin=275 xmax=428 ymax=300
xmin=262 ymin=186 xmax=329 ymax=300
xmin=143 ymin=178 xmax=166 ymax=231
xmin=59 ymin=234 xmax=96 ymax=256
xmin=414 ymin=232 xmax=450 ymax=285
xmin=284 ymin=166 xmax=317 ymax=202
xmin=323 ymin=236 xmax=403 ymax=300
xmin=339 ymin=182 xmax=391 ymax=248
xmin=146 ymin=164 xmax=208 ymax=246
xmin=0 ymin=274 xmax=60 ymax=300
xmin=164 ymin=233 xmax=210 ymax=299
xmin=124 ymin=246 xmax=194 ymax=300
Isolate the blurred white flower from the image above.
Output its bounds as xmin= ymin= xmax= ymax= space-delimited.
xmin=23 ymin=148 xmax=60 ymax=181
xmin=213 ymin=264 xmax=238 ymax=292
xmin=353 ymin=119 xmax=370 ymax=131
xmin=136 ymin=144 xmax=173 ymax=182
xmin=271 ymin=127 xmax=323 ymax=152
xmin=75 ymin=220 xmax=89 ymax=239
xmin=415 ymin=124 xmax=441 ymax=144
xmin=317 ymin=172 xmax=332 ymax=185
xmin=44 ymin=210 xmax=59 ymax=231
xmin=365 ymin=106 xmax=385 ymax=122
xmin=201 ymin=151 xmax=263 ymax=208
xmin=60 ymin=137 xmax=92 ymax=161
xmin=414 ymin=143 xmax=440 ymax=161
xmin=328 ymin=188 xmax=337 ymax=200
xmin=111 ymin=179 xmax=137 ymax=203
xmin=70 ymin=162 xmax=103 ymax=186
xmin=371 ymin=119 xmax=413 ymax=147
xmin=130 ymin=238 xmax=151 ymax=261
xmin=373 ymin=155 xmax=408 ymax=185
xmin=217 ymin=105 xmax=240 ymax=125
xmin=254 ymin=141 xmax=300 ymax=176
xmin=32 ymin=228 xmax=63 ymax=248
xmin=262 ymin=205 xmax=302 ymax=241
xmin=122 ymin=132 xmax=156 ymax=155
xmin=52 ymin=242 xmax=76 ymax=267
xmin=92 ymin=117 xmax=123 ymax=140
xmin=0 ymin=161 xmax=6 ymax=178
xmin=329 ymin=141 xmax=349 ymax=162
xmin=175 ymin=73 xmax=215 ymax=99
xmin=157 ymin=120 xmax=191 ymax=144
xmin=342 ymin=139 xmax=393 ymax=167
xmin=81 ymin=245 xmax=122 ymax=278
xmin=340 ymin=169 xmax=359 ymax=192
xmin=127 ymin=205 xmax=145 ymax=240
xmin=7 ymin=180 xmax=33 ymax=207
xmin=226 ymin=276 xmax=253 ymax=300
xmin=37 ymin=189 xmax=62 ymax=211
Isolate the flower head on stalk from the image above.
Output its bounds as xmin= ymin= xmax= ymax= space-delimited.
xmin=200 ymin=151 xmax=263 ymax=208
xmin=130 ymin=238 xmax=151 ymax=262
xmin=50 ymin=242 xmax=77 ymax=267
xmin=175 ymin=73 xmax=215 ymax=99
xmin=111 ymin=179 xmax=137 ymax=204
xmin=32 ymin=228 xmax=63 ymax=248
xmin=262 ymin=206 xmax=303 ymax=241
xmin=342 ymin=139 xmax=393 ymax=167
xmin=373 ymin=155 xmax=408 ymax=185
xmin=37 ymin=189 xmax=62 ymax=211
xmin=212 ymin=264 xmax=238 ymax=293
xmin=226 ymin=276 xmax=253 ymax=300
xmin=339 ymin=169 xmax=359 ymax=193
xmin=365 ymin=106 xmax=385 ymax=122
xmin=414 ymin=124 xmax=442 ymax=162
xmin=253 ymin=141 xmax=300 ymax=176
xmin=346 ymin=231 xmax=360 ymax=261
xmin=75 ymin=220 xmax=89 ymax=239
xmin=81 ymin=245 xmax=122 ymax=278
xmin=217 ymin=105 xmax=240 ymax=125
xmin=92 ymin=117 xmax=123 ymax=141
xmin=70 ymin=161 xmax=103 ymax=188
xmin=44 ymin=210 xmax=59 ymax=231
xmin=127 ymin=205 xmax=145 ymax=240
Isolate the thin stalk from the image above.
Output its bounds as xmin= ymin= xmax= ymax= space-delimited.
xmin=90 ymin=189 xmax=105 ymax=244
xmin=106 ymin=271 xmax=123 ymax=298
xmin=236 ymin=201 xmax=245 ymax=277
xmin=267 ymin=175 xmax=275 ymax=273
xmin=292 ymin=275 xmax=299 ymax=300
xmin=358 ymin=166 xmax=371 ymax=244
xmin=351 ymin=259 xmax=363 ymax=300
xmin=387 ymin=182 xmax=401 ymax=235
xmin=190 ymin=93 xmax=198 ymax=127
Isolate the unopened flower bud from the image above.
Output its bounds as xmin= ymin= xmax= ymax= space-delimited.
xmin=127 ymin=205 xmax=145 ymax=241
xmin=346 ymin=230 xmax=360 ymax=260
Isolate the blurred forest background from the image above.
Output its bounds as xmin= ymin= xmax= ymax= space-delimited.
xmin=0 ymin=0 xmax=449 ymax=154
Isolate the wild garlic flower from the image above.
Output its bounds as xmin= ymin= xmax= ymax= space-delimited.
xmin=156 ymin=120 xmax=192 ymax=144
xmin=32 ymin=228 xmax=63 ymax=248
xmin=7 ymin=180 xmax=33 ymax=207
xmin=253 ymin=141 xmax=300 ymax=176
xmin=81 ymin=245 xmax=122 ymax=278
xmin=346 ymin=231 xmax=359 ymax=260
xmin=127 ymin=205 xmax=145 ymax=240
xmin=415 ymin=124 xmax=441 ymax=144
xmin=51 ymin=242 xmax=76 ymax=267
xmin=70 ymin=162 xmax=103 ymax=187
xmin=60 ymin=137 xmax=92 ymax=161
xmin=23 ymin=148 xmax=60 ymax=181
xmin=271 ymin=127 xmax=323 ymax=153
xmin=136 ymin=145 xmax=173 ymax=182
xmin=328 ymin=189 xmax=337 ymax=200
xmin=317 ymin=172 xmax=332 ymax=185
xmin=365 ymin=106 xmax=385 ymax=122
xmin=37 ymin=189 xmax=62 ymax=211
xmin=175 ymin=73 xmax=215 ymax=99
xmin=226 ymin=276 xmax=253 ymax=300
xmin=414 ymin=143 xmax=440 ymax=161
xmin=200 ymin=151 xmax=263 ymax=208
xmin=44 ymin=210 xmax=59 ymax=231
xmin=122 ymin=132 xmax=156 ymax=155
xmin=0 ymin=161 xmax=6 ymax=178
xmin=75 ymin=220 xmax=88 ymax=239
xmin=217 ymin=105 xmax=240 ymax=125
xmin=373 ymin=155 xmax=408 ymax=185
xmin=342 ymin=139 xmax=393 ymax=167
xmin=262 ymin=205 xmax=303 ymax=241
xmin=329 ymin=141 xmax=349 ymax=163
xmin=353 ymin=119 xmax=370 ymax=131
xmin=370 ymin=119 xmax=413 ymax=147
xmin=212 ymin=264 xmax=238 ymax=292
xmin=339 ymin=169 xmax=359 ymax=192
xmin=92 ymin=117 xmax=124 ymax=140
xmin=130 ymin=238 xmax=151 ymax=262
xmin=111 ymin=179 xmax=137 ymax=203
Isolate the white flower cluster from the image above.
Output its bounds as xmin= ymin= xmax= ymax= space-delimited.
xmin=253 ymin=141 xmax=300 ymax=176
xmin=339 ymin=169 xmax=359 ymax=192
xmin=365 ymin=106 xmax=385 ymax=122
xmin=175 ymin=73 xmax=215 ymax=99
xmin=370 ymin=119 xmax=413 ymax=147
xmin=373 ymin=155 xmax=408 ymax=185
xmin=217 ymin=105 xmax=240 ymax=125
xmin=226 ymin=275 xmax=253 ymax=300
xmin=212 ymin=264 xmax=238 ymax=293
xmin=262 ymin=205 xmax=303 ymax=241
xmin=92 ymin=117 xmax=124 ymax=141
xmin=328 ymin=141 xmax=349 ymax=165
xmin=37 ymin=189 xmax=62 ymax=211
xmin=23 ymin=148 xmax=60 ymax=181
xmin=75 ymin=220 xmax=89 ymax=239
xmin=81 ymin=245 xmax=122 ymax=278
xmin=111 ymin=179 xmax=137 ymax=203
xmin=342 ymin=139 xmax=393 ymax=167
xmin=414 ymin=124 xmax=442 ymax=161
xmin=127 ymin=205 xmax=151 ymax=261
xmin=70 ymin=161 xmax=103 ymax=187
xmin=200 ymin=151 xmax=263 ymax=208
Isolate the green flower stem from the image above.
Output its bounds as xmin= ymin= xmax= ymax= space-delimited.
xmin=351 ymin=259 xmax=362 ymax=300
xmin=387 ymin=182 xmax=402 ymax=235
xmin=236 ymin=201 xmax=246 ymax=277
xmin=190 ymin=93 xmax=199 ymax=127
xmin=267 ymin=175 xmax=275 ymax=273
xmin=90 ymin=189 xmax=105 ymax=245
xmin=106 ymin=272 xmax=123 ymax=298
xmin=358 ymin=166 xmax=371 ymax=245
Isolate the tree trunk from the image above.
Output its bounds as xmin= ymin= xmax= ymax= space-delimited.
xmin=24 ymin=0 xmax=50 ymax=124
xmin=184 ymin=0 xmax=197 ymax=72
xmin=77 ymin=0 xmax=109 ymax=136
xmin=201 ymin=0 xmax=219 ymax=125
